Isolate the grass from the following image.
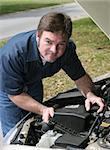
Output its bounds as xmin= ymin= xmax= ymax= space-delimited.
xmin=0 ymin=0 xmax=73 ymax=15
xmin=73 ymin=18 xmax=110 ymax=78
xmin=0 ymin=18 xmax=110 ymax=100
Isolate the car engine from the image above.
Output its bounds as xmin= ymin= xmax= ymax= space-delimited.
xmin=4 ymin=74 xmax=110 ymax=150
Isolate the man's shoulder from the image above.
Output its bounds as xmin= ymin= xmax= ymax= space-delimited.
xmin=9 ymin=30 xmax=36 ymax=43
xmin=60 ymin=39 xmax=76 ymax=61
xmin=64 ymin=39 xmax=76 ymax=56
xmin=68 ymin=39 xmax=76 ymax=50
xmin=0 ymin=30 xmax=36 ymax=58
xmin=2 ymin=30 xmax=36 ymax=52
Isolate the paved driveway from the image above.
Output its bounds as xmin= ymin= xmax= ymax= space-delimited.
xmin=0 ymin=3 xmax=88 ymax=40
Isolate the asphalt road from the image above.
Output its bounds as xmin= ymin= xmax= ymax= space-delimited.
xmin=0 ymin=3 xmax=88 ymax=40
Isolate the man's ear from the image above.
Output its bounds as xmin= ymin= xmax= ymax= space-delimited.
xmin=36 ymin=32 xmax=40 ymax=47
xmin=36 ymin=31 xmax=39 ymax=37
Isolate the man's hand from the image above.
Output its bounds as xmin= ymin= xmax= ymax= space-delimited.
xmin=42 ymin=107 xmax=54 ymax=123
xmin=85 ymin=92 xmax=104 ymax=113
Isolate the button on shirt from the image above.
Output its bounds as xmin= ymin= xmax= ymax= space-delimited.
xmin=0 ymin=30 xmax=86 ymax=96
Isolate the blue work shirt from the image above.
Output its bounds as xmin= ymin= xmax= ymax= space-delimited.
xmin=0 ymin=30 xmax=86 ymax=96
xmin=0 ymin=30 xmax=86 ymax=136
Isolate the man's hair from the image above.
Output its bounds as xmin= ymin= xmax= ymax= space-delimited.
xmin=37 ymin=12 xmax=72 ymax=39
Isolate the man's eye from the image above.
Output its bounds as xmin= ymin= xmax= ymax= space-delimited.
xmin=59 ymin=43 xmax=65 ymax=47
xmin=45 ymin=40 xmax=52 ymax=45
xmin=60 ymin=43 xmax=65 ymax=46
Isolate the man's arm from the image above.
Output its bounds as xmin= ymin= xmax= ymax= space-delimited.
xmin=8 ymin=93 xmax=54 ymax=123
xmin=74 ymin=73 xmax=93 ymax=97
xmin=74 ymin=74 xmax=104 ymax=113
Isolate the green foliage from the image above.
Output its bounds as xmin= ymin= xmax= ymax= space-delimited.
xmin=0 ymin=39 xmax=7 ymax=48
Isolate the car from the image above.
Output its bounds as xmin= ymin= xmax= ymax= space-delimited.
xmin=1 ymin=1 xmax=110 ymax=149
xmin=3 ymin=73 xmax=110 ymax=150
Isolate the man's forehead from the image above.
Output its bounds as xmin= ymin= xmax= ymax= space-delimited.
xmin=45 ymin=37 xmax=66 ymax=43
xmin=41 ymin=31 xmax=67 ymax=41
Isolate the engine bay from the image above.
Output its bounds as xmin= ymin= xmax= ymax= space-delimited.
xmin=5 ymin=74 xmax=110 ymax=150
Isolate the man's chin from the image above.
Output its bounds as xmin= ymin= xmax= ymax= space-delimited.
xmin=46 ymin=57 xmax=57 ymax=63
xmin=47 ymin=60 xmax=56 ymax=63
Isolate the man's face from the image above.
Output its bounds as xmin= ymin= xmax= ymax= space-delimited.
xmin=37 ymin=31 xmax=68 ymax=63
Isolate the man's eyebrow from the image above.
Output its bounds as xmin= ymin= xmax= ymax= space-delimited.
xmin=45 ymin=38 xmax=51 ymax=41
xmin=45 ymin=37 xmax=66 ymax=43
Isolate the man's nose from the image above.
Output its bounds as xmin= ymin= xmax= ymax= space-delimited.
xmin=50 ymin=45 xmax=57 ymax=53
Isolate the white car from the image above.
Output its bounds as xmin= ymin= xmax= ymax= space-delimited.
xmin=3 ymin=73 xmax=110 ymax=150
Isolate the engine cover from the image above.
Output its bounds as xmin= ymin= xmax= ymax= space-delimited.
xmin=52 ymin=105 xmax=92 ymax=133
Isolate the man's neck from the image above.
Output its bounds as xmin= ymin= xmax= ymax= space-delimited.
xmin=40 ymin=55 xmax=47 ymax=65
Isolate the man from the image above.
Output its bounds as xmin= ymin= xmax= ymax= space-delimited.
xmin=0 ymin=12 xmax=104 ymax=136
